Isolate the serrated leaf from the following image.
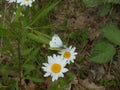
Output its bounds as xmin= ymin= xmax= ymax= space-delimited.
xmin=90 ymin=41 xmax=115 ymax=64
xmin=100 ymin=22 xmax=120 ymax=45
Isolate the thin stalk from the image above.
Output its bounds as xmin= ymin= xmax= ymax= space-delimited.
xmin=18 ymin=38 xmax=21 ymax=90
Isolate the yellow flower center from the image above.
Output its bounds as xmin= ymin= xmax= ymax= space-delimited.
xmin=64 ymin=51 xmax=71 ymax=58
xmin=25 ymin=0 xmax=29 ymax=2
xmin=51 ymin=63 xmax=61 ymax=73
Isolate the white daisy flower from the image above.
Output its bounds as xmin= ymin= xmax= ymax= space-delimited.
xmin=17 ymin=0 xmax=35 ymax=7
xmin=42 ymin=54 xmax=68 ymax=82
xmin=59 ymin=46 xmax=78 ymax=64
xmin=6 ymin=0 xmax=16 ymax=3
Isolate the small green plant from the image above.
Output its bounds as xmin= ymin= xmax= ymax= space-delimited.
xmin=0 ymin=0 xmax=62 ymax=89
xmin=90 ymin=22 xmax=120 ymax=64
xmin=99 ymin=77 xmax=118 ymax=87
xmin=82 ymin=0 xmax=120 ymax=16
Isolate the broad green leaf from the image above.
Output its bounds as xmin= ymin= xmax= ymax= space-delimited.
xmin=29 ymin=0 xmax=61 ymax=26
xmin=100 ymin=22 xmax=120 ymax=45
xmin=90 ymin=41 xmax=115 ymax=64
xmin=24 ymin=77 xmax=43 ymax=83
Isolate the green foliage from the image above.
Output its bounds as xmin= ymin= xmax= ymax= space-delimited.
xmin=99 ymin=77 xmax=118 ymax=87
xmin=98 ymin=4 xmax=111 ymax=16
xmin=82 ymin=0 xmax=102 ymax=7
xmin=48 ymin=72 xmax=75 ymax=90
xmin=0 ymin=0 xmax=61 ymax=89
xmin=24 ymin=76 xmax=43 ymax=83
xmin=29 ymin=0 xmax=61 ymax=26
xmin=83 ymin=0 xmax=120 ymax=7
xmin=1 ymin=0 xmax=120 ymax=89
xmin=90 ymin=40 xmax=116 ymax=64
xmin=69 ymin=28 xmax=89 ymax=45
xmin=90 ymin=22 xmax=120 ymax=64
xmin=27 ymin=32 xmax=50 ymax=45
xmin=0 ymin=26 xmax=14 ymax=37
xmin=2 ymin=37 xmax=15 ymax=55
xmin=83 ymin=0 xmax=120 ymax=16
xmin=100 ymin=22 xmax=120 ymax=45
xmin=15 ymin=6 xmax=22 ymax=22
xmin=104 ymin=0 xmax=120 ymax=4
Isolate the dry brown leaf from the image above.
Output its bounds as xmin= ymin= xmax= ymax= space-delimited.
xmin=79 ymin=79 xmax=105 ymax=90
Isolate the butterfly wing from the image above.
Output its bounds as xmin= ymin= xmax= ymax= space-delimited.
xmin=49 ymin=34 xmax=63 ymax=48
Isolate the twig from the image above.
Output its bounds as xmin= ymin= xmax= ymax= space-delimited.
xmin=108 ymin=59 xmax=112 ymax=74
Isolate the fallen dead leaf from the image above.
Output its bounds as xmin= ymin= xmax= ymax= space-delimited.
xmin=79 ymin=79 xmax=105 ymax=90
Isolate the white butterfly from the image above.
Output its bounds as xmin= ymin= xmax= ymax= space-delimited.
xmin=49 ymin=34 xmax=65 ymax=50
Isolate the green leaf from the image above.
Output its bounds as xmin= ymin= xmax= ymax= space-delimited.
xmin=21 ymin=48 xmax=33 ymax=55
xmin=0 ymin=66 xmax=8 ymax=78
xmin=100 ymin=22 xmax=120 ymax=45
xmin=65 ymin=72 xmax=75 ymax=83
xmin=22 ymin=64 xmax=35 ymax=75
xmin=90 ymin=41 xmax=115 ymax=64
xmin=0 ymin=26 xmax=14 ymax=37
xmin=27 ymin=33 xmax=50 ymax=44
xmin=33 ymin=30 xmax=51 ymax=40
xmin=22 ymin=64 xmax=35 ymax=71
xmin=15 ymin=80 xmax=19 ymax=90
xmin=82 ymin=0 xmax=120 ymax=7
xmin=2 ymin=37 xmax=15 ymax=55
xmin=82 ymin=0 xmax=102 ymax=7
xmin=104 ymin=0 xmax=120 ymax=4
xmin=23 ymin=48 xmax=39 ymax=64
xmin=15 ymin=6 xmax=22 ymax=22
xmin=29 ymin=0 xmax=61 ymax=26
xmin=25 ymin=77 xmax=43 ymax=83
xmin=48 ymin=84 xmax=58 ymax=90
xmin=98 ymin=4 xmax=111 ymax=16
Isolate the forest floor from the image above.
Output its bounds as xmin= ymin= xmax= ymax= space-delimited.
xmin=0 ymin=0 xmax=120 ymax=90
xmin=49 ymin=0 xmax=120 ymax=90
